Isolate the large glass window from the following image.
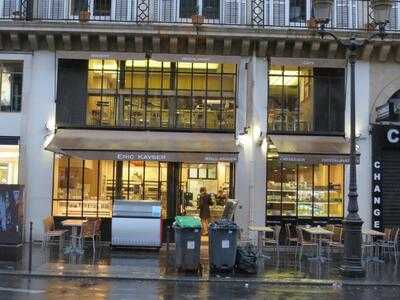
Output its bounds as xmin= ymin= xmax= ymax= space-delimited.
xmin=86 ymin=59 xmax=236 ymax=131
xmin=0 ymin=145 xmax=19 ymax=184
xmin=266 ymin=158 xmax=344 ymax=219
xmin=52 ymin=156 xmax=167 ymax=218
xmin=268 ymin=66 xmax=344 ymax=134
xmin=0 ymin=61 xmax=22 ymax=112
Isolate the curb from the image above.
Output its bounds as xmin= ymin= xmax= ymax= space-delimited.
xmin=0 ymin=269 xmax=338 ymax=286
xmin=3 ymin=269 xmax=400 ymax=287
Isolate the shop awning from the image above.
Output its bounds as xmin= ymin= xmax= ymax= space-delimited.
xmin=46 ymin=129 xmax=238 ymax=163
xmin=269 ymin=135 xmax=359 ymax=164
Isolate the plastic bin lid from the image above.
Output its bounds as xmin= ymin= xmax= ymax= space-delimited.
xmin=175 ymin=216 xmax=202 ymax=228
xmin=209 ymin=219 xmax=238 ymax=229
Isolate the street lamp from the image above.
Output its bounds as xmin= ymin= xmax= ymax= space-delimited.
xmin=311 ymin=0 xmax=392 ymax=277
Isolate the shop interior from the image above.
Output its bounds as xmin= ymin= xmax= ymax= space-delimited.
xmin=52 ymin=156 xmax=232 ymax=224
xmin=266 ymin=144 xmax=344 ymax=220
xmin=85 ymin=59 xmax=236 ymax=131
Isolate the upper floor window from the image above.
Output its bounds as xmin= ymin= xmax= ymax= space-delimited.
xmin=268 ymin=66 xmax=345 ymax=134
xmin=71 ymin=0 xmax=111 ymax=17
xmin=179 ymin=0 xmax=220 ymax=19
xmin=289 ymin=0 xmax=307 ymax=23
xmin=84 ymin=59 xmax=236 ymax=131
xmin=0 ymin=61 xmax=22 ymax=112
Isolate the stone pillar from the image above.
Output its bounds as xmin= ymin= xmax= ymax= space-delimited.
xmin=23 ymin=51 xmax=56 ymax=241
xmin=235 ymin=54 xmax=268 ymax=239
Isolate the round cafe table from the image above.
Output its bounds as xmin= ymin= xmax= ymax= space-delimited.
xmin=61 ymin=219 xmax=87 ymax=255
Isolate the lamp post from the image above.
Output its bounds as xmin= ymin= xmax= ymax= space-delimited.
xmin=311 ymin=0 xmax=392 ymax=277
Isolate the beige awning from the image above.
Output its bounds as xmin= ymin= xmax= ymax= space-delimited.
xmin=269 ymin=135 xmax=359 ymax=164
xmin=46 ymin=129 xmax=238 ymax=163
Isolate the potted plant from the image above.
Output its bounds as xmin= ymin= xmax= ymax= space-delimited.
xmin=191 ymin=5 xmax=204 ymax=25
xmin=306 ymin=16 xmax=318 ymax=29
xmin=79 ymin=1 xmax=90 ymax=23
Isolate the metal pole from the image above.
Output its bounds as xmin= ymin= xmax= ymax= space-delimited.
xmin=28 ymin=222 xmax=33 ymax=273
xmin=341 ymin=53 xmax=365 ymax=277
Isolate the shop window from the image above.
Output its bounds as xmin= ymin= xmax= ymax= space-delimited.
xmin=266 ymin=158 xmax=344 ymax=219
xmin=52 ymin=157 xmax=167 ymax=218
xmin=0 ymin=145 xmax=19 ymax=184
xmin=268 ymin=66 xmax=344 ymax=134
xmin=83 ymin=59 xmax=236 ymax=131
xmin=0 ymin=61 xmax=22 ymax=112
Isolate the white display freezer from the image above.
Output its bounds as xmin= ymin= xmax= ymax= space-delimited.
xmin=111 ymin=200 xmax=162 ymax=248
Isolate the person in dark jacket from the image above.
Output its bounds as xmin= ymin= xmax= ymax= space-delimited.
xmin=198 ymin=187 xmax=212 ymax=236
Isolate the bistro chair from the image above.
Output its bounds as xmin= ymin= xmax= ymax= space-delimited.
xmin=263 ymin=225 xmax=281 ymax=256
xmin=285 ymin=223 xmax=299 ymax=249
xmin=42 ymin=216 xmax=68 ymax=249
xmin=77 ymin=219 xmax=98 ymax=252
xmin=295 ymin=227 xmax=317 ymax=260
xmin=325 ymin=226 xmax=344 ymax=257
xmin=378 ymin=228 xmax=399 ymax=263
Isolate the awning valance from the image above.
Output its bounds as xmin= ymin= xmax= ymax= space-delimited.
xmin=269 ymin=135 xmax=359 ymax=165
xmin=46 ymin=129 xmax=238 ymax=163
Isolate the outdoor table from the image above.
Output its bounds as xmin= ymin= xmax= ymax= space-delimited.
xmin=362 ymin=229 xmax=386 ymax=263
xmin=249 ymin=226 xmax=274 ymax=259
xmin=61 ymin=219 xmax=87 ymax=255
xmin=302 ymin=226 xmax=334 ymax=263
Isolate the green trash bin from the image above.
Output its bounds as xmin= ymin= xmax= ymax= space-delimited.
xmin=174 ymin=216 xmax=202 ymax=271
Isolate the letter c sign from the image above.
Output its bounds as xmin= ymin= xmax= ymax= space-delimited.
xmin=387 ymin=128 xmax=400 ymax=144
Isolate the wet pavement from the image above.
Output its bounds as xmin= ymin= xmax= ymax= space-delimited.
xmin=0 ymin=275 xmax=400 ymax=299
xmin=0 ymin=241 xmax=400 ymax=285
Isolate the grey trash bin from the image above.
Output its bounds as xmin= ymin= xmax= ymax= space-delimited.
xmin=209 ymin=220 xmax=238 ymax=272
xmin=174 ymin=216 xmax=202 ymax=272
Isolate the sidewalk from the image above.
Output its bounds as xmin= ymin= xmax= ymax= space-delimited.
xmin=0 ymin=241 xmax=399 ymax=286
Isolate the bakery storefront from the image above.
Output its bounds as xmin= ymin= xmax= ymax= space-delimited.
xmin=47 ymin=129 xmax=237 ymax=239
xmin=266 ymin=135 xmax=353 ymax=225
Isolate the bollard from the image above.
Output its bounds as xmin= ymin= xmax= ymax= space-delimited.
xmin=28 ymin=222 xmax=32 ymax=273
xmin=166 ymin=225 xmax=171 ymax=252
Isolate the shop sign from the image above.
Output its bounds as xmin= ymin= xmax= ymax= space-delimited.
xmin=279 ymin=154 xmax=359 ymax=164
xmin=372 ymin=160 xmax=383 ymax=230
xmin=376 ymin=102 xmax=394 ymax=122
xmin=371 ymin=125 xmax=400 ymax=230
xmin=65 ymin=150 xmax=238 ymax=163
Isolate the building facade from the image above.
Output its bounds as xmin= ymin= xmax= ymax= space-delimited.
xmin=0 ymin=0 xmax=399 ymax=240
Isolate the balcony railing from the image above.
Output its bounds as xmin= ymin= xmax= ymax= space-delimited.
xmin=2 ymin=0 xmax=400 ymax=32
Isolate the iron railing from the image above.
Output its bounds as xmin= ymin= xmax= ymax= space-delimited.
xmin=2 ymin=0 xmax=400 ymax=32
